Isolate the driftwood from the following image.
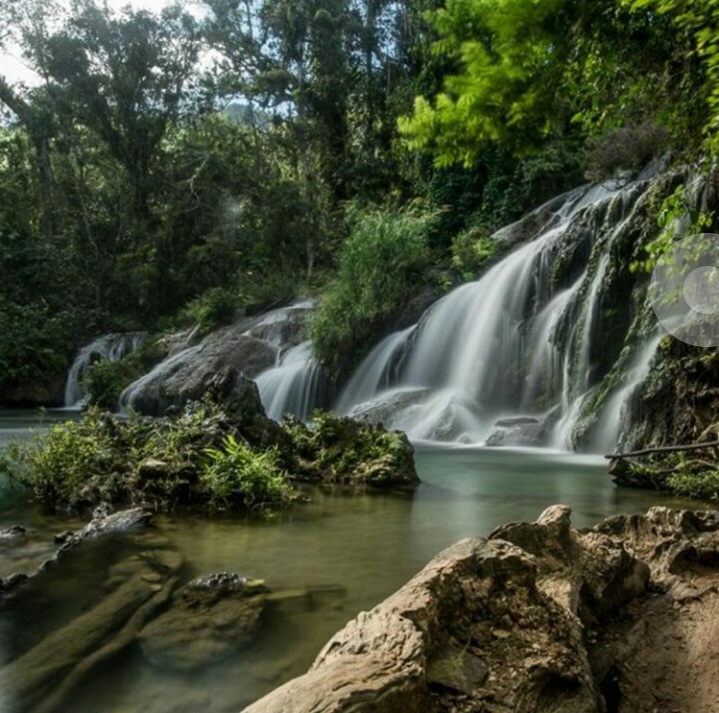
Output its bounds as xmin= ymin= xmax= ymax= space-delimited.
xmin=605 ymin=440 xmax=719 ymax=460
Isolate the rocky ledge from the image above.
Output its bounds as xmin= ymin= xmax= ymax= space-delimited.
xmin=242 ymin=505 xmax=719 ymax=713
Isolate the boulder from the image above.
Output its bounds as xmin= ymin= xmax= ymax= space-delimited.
xmin=485 ymin=416 xmax=546 ymax=447
xmin=0 ymin=525 xmax=27 ymax=540
xmin=1 ymin=508 xmax=154 ymax=600
xmin=241 ymin=506 xmax=628 ymax=713
xmin=0 ymin=547 xmax=181 ymax=713
xmin=243 ymin=505 xmax=719 ymax=713
xmin=139 ymin=572 xmax=269 ymax=671
xmin=121 ymin=326 xmax=276 ymax=416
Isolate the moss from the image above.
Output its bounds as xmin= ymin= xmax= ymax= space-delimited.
xmin=611 ymin=452 xmax=719 ymax=502
xmin=281 ymin=412 xmax=419 ymax=488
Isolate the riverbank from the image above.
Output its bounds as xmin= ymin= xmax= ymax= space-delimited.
xmin=243 ymin=505 xmax=719 ymax=713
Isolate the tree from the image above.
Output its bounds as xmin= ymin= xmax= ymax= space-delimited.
xmin=23 ymin=0 xmax=202 ymax=220
xmin=398 ymin=0 xmax=696 ymax=168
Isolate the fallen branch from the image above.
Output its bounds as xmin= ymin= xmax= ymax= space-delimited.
xmin=605 ymin=440 xmax=719 ymax=460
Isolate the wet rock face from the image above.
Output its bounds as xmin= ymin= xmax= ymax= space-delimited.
xmin=138 ymin=571 xmax=269 ymax=671
xmin=123 ymin=328 xmax=276 ymax=416
xmin=485 ymin=416 xmax=546 ymax=447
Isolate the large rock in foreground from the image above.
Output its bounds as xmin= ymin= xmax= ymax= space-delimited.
xmin=242 ymin=505 xmax=719 ymax=713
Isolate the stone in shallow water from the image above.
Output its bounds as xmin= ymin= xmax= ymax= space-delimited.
xmin=139 ymin=571 xmax=269 ymax=671
xmin=485 ymin=416 xmax=546 ymax=447
xmin=0 ymin=525 xmax=27 ymax=540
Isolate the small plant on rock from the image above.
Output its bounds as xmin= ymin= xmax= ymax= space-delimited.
xmin=201 ymin=434 xmax=292 ymax=509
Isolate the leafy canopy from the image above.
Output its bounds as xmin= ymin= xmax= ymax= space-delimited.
xmin=399 ymin=0 xmax=574 ymax=166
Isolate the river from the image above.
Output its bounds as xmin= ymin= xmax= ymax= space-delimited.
xmin=0 ymin=410 xmax=700 ymax=713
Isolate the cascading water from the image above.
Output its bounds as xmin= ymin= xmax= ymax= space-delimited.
xmin=64 ymin=333 xmax=145 ymax=409
xmin=108 ymin=173 xmax=671 ymax=453
xmin=592 ymin=330 xmax=665 ymax=454
xmin=255 ymin=343 xmax=333 ymax=421
xmin=329 ymin=177 xmax=660 ymax=448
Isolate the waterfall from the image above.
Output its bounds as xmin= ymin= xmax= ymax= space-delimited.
xmin=592 ymin=331 xmax=665 ymax=454
xmin=64 ymin=333 xmax=145 ymax=409
xmin=330 ymin=177 xmax=658 ymax=447
xmin=336 ymin=328 xmax=415 ymax=414
xmin=110 ymin=175 xmax=667 ymax=453
xmin=255 ymin=343 xmax=333 ymax=421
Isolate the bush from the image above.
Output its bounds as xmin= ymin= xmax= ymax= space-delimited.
xmin=310 ymin=205 xmax=435 ymax=373
xmin=282 ymin=412 xmax=418 ymax=487
xmin=584 ymin=121 xmax=672 ymax=182
xmin=202 ymin=434 xmax=291 ymax=509
xmin=15 ymin=411 xmax=126 ymax=506
xmin=182 ymin=286 xmax=240 ymax=334
xmin=666 ymin=470 xmax=719 ymax=501
xmin=84 ymin=359 xmax=138 ymax=410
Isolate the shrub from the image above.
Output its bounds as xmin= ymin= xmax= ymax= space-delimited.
xmin=201 ymin=434 xmax=291 ymax=509
xmin=584 ymin=121 xmax=671 ymax=182
xmin=84 ymin=359 xmax=137 ymax=411
xmin=282 ymin=412 xmax=418 ymax=487
xmin=15 ymin=410 xmax=126 ymax=506
xmin=183 ymin=286 xmax=240 ymax=334
xmin=310 ymin=205 xmax=435 ymax=373
xmin=666 ymin=470 xmax=719 ymax=501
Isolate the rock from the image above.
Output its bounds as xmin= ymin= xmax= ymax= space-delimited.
xmin=0 ymin=525 xmax=27 ymax=540
xmin=490 ymin=504 xmax=649 ymax=623
xmin=492 ymin=187 xmax=583 ymax=248
xmin=139 ymin=571 xmax=269 ymax=671
xmin=241 ymin=529 xmax=604 ymax=713
xmin=121 ymin=324 xmax=276 ymax=416
xmin=35 ymin=509 xmax=153 ymax=581
xmin=485 ymin=416 xmax=546 ymax=447
xmin=0 ymin=572 xmax=29 ymax=594
xmin=427 ymin=641 xmax=489 ymax=694
xmin=0 ymin=557 xmax=178 ymax=713
xmin=347 ymin=389 xmax=430 ymax=427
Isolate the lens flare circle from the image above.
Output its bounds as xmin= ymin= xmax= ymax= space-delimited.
xmin=650 ymin=233 xmax=719 ymax=347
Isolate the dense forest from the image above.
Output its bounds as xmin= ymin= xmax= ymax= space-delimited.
xmin=0 ymin=0 xmax=718 ymax=402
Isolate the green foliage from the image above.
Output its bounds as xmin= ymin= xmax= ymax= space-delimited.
xmin=4 ymin=399 xmax=416 ymax=511
xmin=202 ymin=434 xmax=291 ymax=509
xmin=310 ymin=205 xmax=435 ymax=372
xmin=630 ymin=184 xmax=714 ymax=274
xmin=0 ymin=300 xmax=77 ymax=392
xmin=283 ymin=411 xmax=417 ymax=487
xmin=398 ymin=0 xmax=575 ymax=165
xmin=182 ymin=287 xmax=240 ymax=335
xmin=624 ymin=0 xmax=719 ymax=152
xmin=450 ymin=227 xmax=503 ymax=280
xmin=666 ymin=469 xmax=719 ymax=501
xmin=15 ymin=410 xmax=122 ymax=505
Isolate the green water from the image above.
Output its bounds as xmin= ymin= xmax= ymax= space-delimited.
xmin=0 ymin=412 xmax=703 ymax=713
